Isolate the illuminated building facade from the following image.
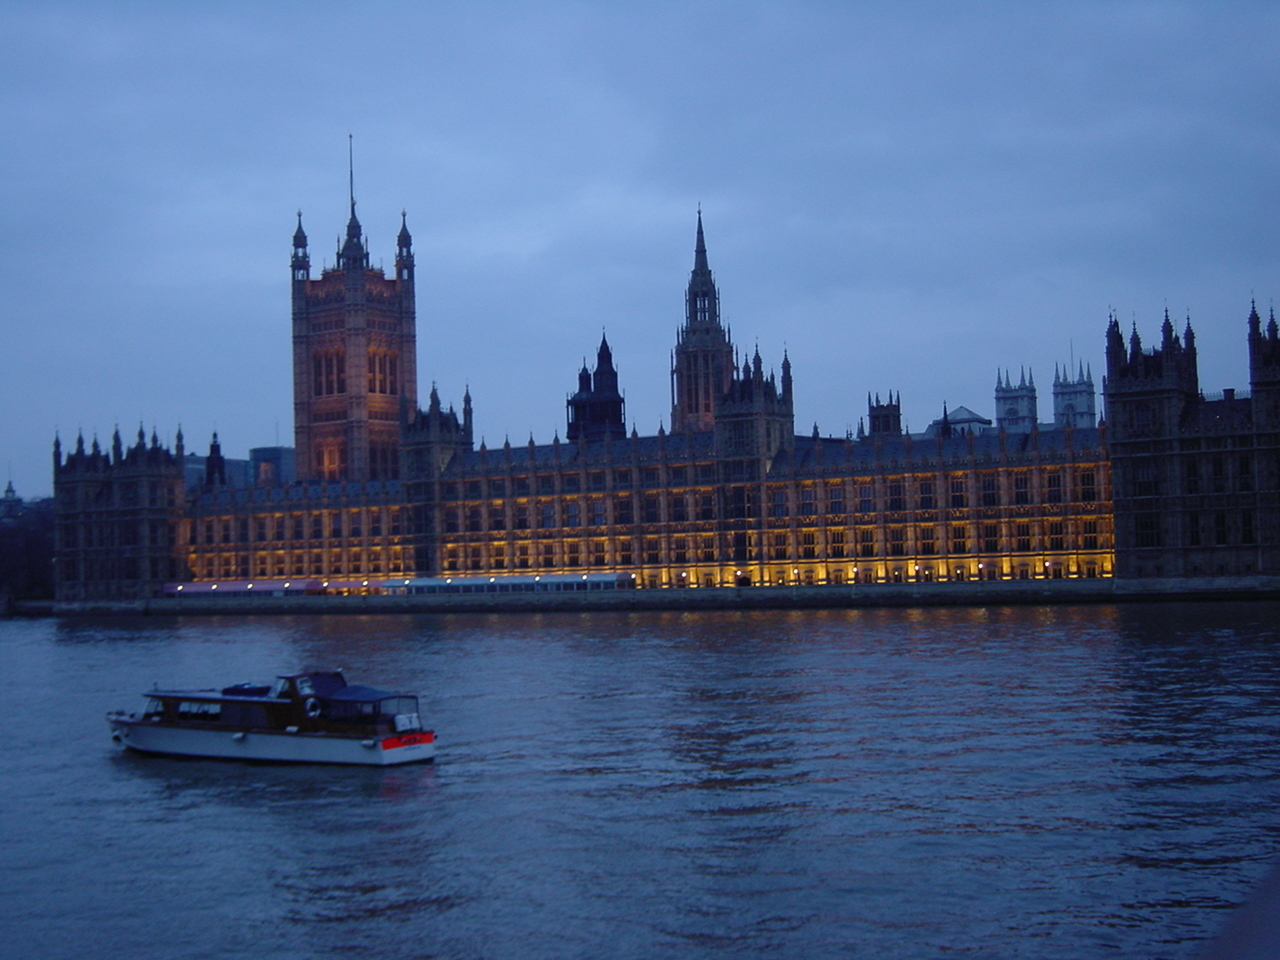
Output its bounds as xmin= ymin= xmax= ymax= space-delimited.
xmin=54 ymin=205 xmax=1138 ymax=604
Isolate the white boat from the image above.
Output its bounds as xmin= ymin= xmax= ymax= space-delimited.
xmin=107 ymin=671 xmax=435 ymax=766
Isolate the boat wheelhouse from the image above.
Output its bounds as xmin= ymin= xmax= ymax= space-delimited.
xmin=107 ymin=671 xmax=434 ymax=766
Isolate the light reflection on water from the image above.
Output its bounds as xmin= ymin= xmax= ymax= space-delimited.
xmin=2 ymin=603 xmax=1279 ymax=959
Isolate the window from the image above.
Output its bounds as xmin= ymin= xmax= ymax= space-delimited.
xmin=670 ymin=496 xmax=688 ymax=522
xmin=488 ymin=506 xmax=505 ymax=531
xmin=615 ymin=497 xmax=634 ymax=525
xmin=800 ymin=487 xmax=816 ymax=516
xmin=539 ymin=504 xmax=555 ymax=529
xmin=859 ymin=485 xmax=873 ymax=514
xmin=1017 ymin=523 xmax=1031 ymax=552
xmin=772 ymin=533 xmax=788 ymax=560
xmin=564 ymin=503 xmax=580 ymax=528
xmin=917 ymin=481 xmax=935 ymax=510
xmin=888 ymin=482 xmax=905 ymax=512
xmin=950 ymin=478 xmax=967 ymax=509
xmin=1048 ymin=522 xmax=1064 ymax=551
xmin=771 ymin=488 xmax=788 ymax=518
xmin=1137 ymin=514 xmax=1161 ymax=549
xmin=643 ymin=497 xmax=660 ymax=523
xmin=1079 ymin=470 xmax=1097 ymax=503
xmin=674 ymin=537 xmax=688 ymax=564
xmin=888 ymin=528 xmax=905 ymax=556
xmin=830 ymin=529 xmax=846 ymax=558
xmin=1013 ymin=474 xmax=1029 ymax=505
xmin=983 ymin=524 xmax=999 ymax=552
xmin=981 ymin=477 xmax=999 ymax=507
xmin=698 ymin=495 xmax=715 ymax=521
xmin=828 ymin=485 xmax=845 ymax=515
xmin=951 ymin=525 xmax=968 ymax=554
xmin=590 ymin=500 xmax=607 ymax=527
xmin=920 ymin=527 xmax=935 ymax=555
xmin=1242 ymin=511 xmax=1256 ymax=544
xmin=645 ymin=539 xmax=660 ymax=565
xmin=1046 ymin=473 xmax=1063 ymax=504
xmin=859 ymin=528 xmax=875 ymax=557
xmin=801 ymin=531 xmax=817 ymax=559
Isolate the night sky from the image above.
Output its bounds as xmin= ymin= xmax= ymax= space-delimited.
xmin=3 ymin=3 xmax=1279 ymax=497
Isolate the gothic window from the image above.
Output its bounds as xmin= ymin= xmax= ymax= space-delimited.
xmin=701 ymin=536 xmax=715 ymax=562
xmin=950 ymin=478 xmax=967 ymax=509
xmin=859 ymin=485 xmax=874 ymax=514
xmin=1242 ymin=511 xmax=1256 ymax=544
xmin=369 ymin=510 xmax=382 ymax=537
xmin=1137 ymin=514 xmax=1162 ymax=549
xmin=1083 ymin=521 xmax=1098 ymax=550
xmin=489 ymin=506 xmax=505 ymax=531
xmin=917 ymin=481 xmax=935 ymax=510
xmin=566 ymin=542 xmax=581 ymax=567
xmin=983 ymin=524 xmax=999 ymax=552
xmin=887 ymin=482 xmax=904 ymax=512
xmin=1016 ymin=523 xmax=1031 ymax=552
xmin=1079 ymin=471 xmax=1097 ymax=503
xmin=644 ymin=539 xmax=660 ymax=565
xmin=539 ymin=504 xmax=555 ymax=529
xmin=829 ymin=529 xmax=846 ymax=558
xmin=537 ymin=475 xmax=555 ymax=495
xmin=951 ymin=525 xmax=968 ymax=554
xmin=1185 ymin=459 xmax=1201 ymax=494
xmin=1239 ymin=455 xmax=1254 ymax=492
xmin=800 ymin=486 xmax=816 ymax=516
xmin=1046 ymin=473 xmax=1063 ymax=504
xmin=563 ymin=474 xmax=581 ymax=493
xmin=514 ymin=506 xmax=529 ymax=531
xmin=1047 ymin=522 xmax=1064 ymax=551
xmin=802 ymin=531 xmax=817 ymax=559
xmin=590 ymin=500 xmax=607 ymax=527
xmin=615 ymin=497 xmax=634 ymax=525
xmin=467 ymin=508 xmax=481 ymax=532
xmin=564 ymin=502 xmax=581 ymax=527
xmin=919 ymin=527 xmax=935 ymax=555
xmin=1214 ymin=512 xmax=1228 ymax=545
xmin=858 ymin=528 xmax=875 ymax=557
xmin=591 ymin=541 xmax=606 ymax=566
xmin=828 ymin=484 xmax=845 ymax=515
xmin=330 ymin=514 xmax=342 ymax=538
xmin=888 ymin=528 xmax=905 ymax=556
xmin=981 ymin=477 xmax=999 ymax=507
xmin=674 ymin=537 xmax=688 ymax=563
xmin=770 ymin=488 xmax=787 ymax=518
xmin=1013 ymin=473 xmax=1029 ymax=505
xmin=642 ymin=497 xmax=660 ymax=523
xmin=670 ymin=496 xmax=688 ymax=522
xmin=698 ymin=495 xmax=715 ymax=521
xmin=350 ymin=512 xmax=362 ymax=538
xmin=772 ymin=533 xmax=788 ymax=560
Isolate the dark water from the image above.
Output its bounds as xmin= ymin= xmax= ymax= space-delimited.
xmin=3 ymin=604 xmax=1280 ymax=960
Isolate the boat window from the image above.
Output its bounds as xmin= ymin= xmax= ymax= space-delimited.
xmin=380 ymin=697 xmax=419 ymax=717
xmin=143 ymin=698 xmax=165 ymax=719
xmin=296 ymin=677 xmax=315 ymax=696
xmin=177 ymin=701 xmax=221 ymax=722
xmin=269 ymin=678 xmax=290 ymax=699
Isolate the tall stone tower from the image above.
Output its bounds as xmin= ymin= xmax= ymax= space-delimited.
xmin=1052 ymin=362 xmax=1096 ymax=429
xmin=567 ymin=334 xmax=627 ymax=442
xmin=995 ymin=369 xmax=1038 ymax=433
xmin=291 ymin=180 xmax=418 ymax=482
xmin=671 ymin=210 xmax=734 ymax=433
xmin=1248 ymin=300 xmax=1280 ymax=430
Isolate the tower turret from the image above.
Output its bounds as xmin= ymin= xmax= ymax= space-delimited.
xmin=671 ymin=209 xmax=735 ymax=433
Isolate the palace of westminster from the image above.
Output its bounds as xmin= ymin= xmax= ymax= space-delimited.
xmin=51 ymin=194 xmax=1280 ymax=602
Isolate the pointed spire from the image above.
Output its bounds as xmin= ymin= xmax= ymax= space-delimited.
xmin=293 ymin=210 xmax=307 ymax=248
xmin=694 ymin=205 xmax=709 ymax=273
xmin=398 ymin=209 xmax=411 ymax=246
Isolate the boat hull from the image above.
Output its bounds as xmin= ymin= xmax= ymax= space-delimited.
xmin=107 ymin=714 xmax=435 ymax=766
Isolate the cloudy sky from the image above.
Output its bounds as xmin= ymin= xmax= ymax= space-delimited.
xmin=3 ymin=2 xmax=1279 ymax=496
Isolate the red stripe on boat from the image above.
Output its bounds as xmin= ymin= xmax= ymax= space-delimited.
xmin=381 ymin=731 xmax=435 ymax=750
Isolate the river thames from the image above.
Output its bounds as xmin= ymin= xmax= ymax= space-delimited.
xmin=3 ymin=603 xmax=1279 ymax=959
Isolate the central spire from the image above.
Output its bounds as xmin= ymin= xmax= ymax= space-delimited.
xmin=339 ymin=134 xmax=367 ymax=269
xmin=685 ymin=208 xmax=719 ymax=329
